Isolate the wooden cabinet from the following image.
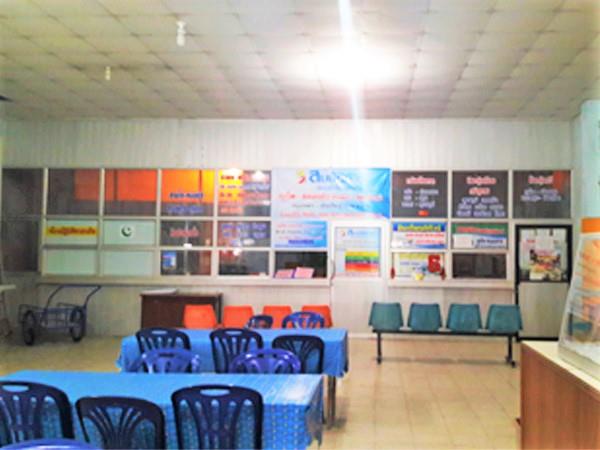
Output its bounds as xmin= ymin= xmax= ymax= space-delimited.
xmin=521 ymin=342 xmax=600 ymax=449
xmin=140 ymin=291 xmax=223 ymax=328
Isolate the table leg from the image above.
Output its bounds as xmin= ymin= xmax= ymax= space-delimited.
xmin=377 ymin=331 xmax=382 ymax=364
xmin=327 ymin=376 xmax=337 ymax=427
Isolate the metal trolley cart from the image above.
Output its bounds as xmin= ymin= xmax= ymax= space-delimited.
xmin=18 ymin=284 xmax=101 ymax=346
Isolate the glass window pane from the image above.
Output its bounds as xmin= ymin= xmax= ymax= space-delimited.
xmin=219 ymin=250 xmax=269 ymax=276
xmin=2 ymin=169 xmax=42 ymax=217
xmin=161 ymin=250 xmax=211 ymax=275
xmin=218 ymin=169 xmax=271 ymax=216
xmin=44 ymin=249 xmax=97 ymax=275
xmin=161 ymin=169 xmax=214 ymax=216
xmin=102 ymin=250 xmax=154 ymax=277
xmin=103 ymin=220 xmax=156 ymax=246
xmin=452 ymin=253 xmax=506 ymax=279
xmin=2 ymin=220 xmax=38 ymax=271
xmin=217 ymin=221 xmax=270 ymax=247
xmin=45 ymin=219 xmax=98 ymax=245
xmin=160 ymin=220 xmax=212 ymax=246
xmin=47 ymin=169 xmax=99 ymax=215
xmin=274 ymin=252 xmax=327 ymax=278
xmin=104 ymin=169 xmax=157 ymax=216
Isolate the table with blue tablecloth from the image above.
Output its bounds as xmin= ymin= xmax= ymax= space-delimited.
xmin=1 ymin=370 xmax=323 ymax=450
xmin=117 ymin=328 xmax=348 ymax=377
xmin=117 ymin=328 xmax=348 ymax=425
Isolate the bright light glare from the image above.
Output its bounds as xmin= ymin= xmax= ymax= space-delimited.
xmin=315 ymin=48 xmax=393 ymax=88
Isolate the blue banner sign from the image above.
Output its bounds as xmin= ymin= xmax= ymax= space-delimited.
xmin=272 ymin=168 xmax=391 ymax=219
xmin=274 ymin=221 xmax=328 ymax=248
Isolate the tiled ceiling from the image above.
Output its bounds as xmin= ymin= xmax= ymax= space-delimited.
xmin=0 ymin=0 xmax=599 ymax=119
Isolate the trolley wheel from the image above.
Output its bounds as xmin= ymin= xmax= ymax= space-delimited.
xmin=21 ymin=311 xmax=37 ymax=346
xmin=69 ymin=307 xmax=86 ymax=342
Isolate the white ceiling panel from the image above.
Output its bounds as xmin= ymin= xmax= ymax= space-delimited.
xmin=96 ymin=0 xmax=170 ymax=15
xmin=2 ymin=0 xmax=599 ymax=119
xmin=485 ymin=12 xmax=554 ymax=32
xmin=183 ymin=14 xmax=244 ymax=36
xmin=59 ymin=16 xmax=131 ymax=37
xmin=32 ymin=0 xmax=108 ymax=15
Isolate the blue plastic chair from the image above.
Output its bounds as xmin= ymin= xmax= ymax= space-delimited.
xmin=0 ymin=381 xmax=74 ymax=446
xmin=245 ymin=314 xmax=273 ymax=329
xmin=282 ymin=311 xmax=325 ymax=329
xmin=75 ymin=396 xmax=165 ymax=450
xmin=2 ymin=439 xmax=99 ymax=449
xmin=446 ymin=304 xmax=482 ymax=333
xmin=229 ymin=348 xmax=301 ymax=374
xmin=272 ymin=335 xmax=324 ymax=374
xmin=171 ymin=385 xmax=263 ymax=450
xmin=209 ymin=328 xmax=264 ymax=373
xmin=135 ymin=327 xmax=191 ymax=353
xmin=139 ymin=348 xmax=201 ymax=373
xmin=486 ymin=305 xmax=522 ymax=334
xmin=369 ymin=302 xmax=403 ymax=331
xmin=407 ymin=303 xmax=442 ymax=332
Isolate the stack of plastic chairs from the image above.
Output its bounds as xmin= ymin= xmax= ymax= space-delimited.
xmin=301 ymin=305 xmax=333 ymax=327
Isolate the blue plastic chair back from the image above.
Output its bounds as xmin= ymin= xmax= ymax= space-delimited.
xmin=369 ymin=302 xmax=403 ymax=331
xmin=408 ymin=303 xmax=442 ymax=332
xmin=272 ymin=335 xmax=324 ymax=374
xmin=139 ymin=348 xmax=201 ymax=373
xmin=486 ymin=305 xmax=522 ymax=334
xmin=446 ymin=304 xmax=482 ymax=332
xmin=0 ymin=382 xmax=74 ymax=446
xmin=135 ymin=327 xmax=191 ymax=353
xmin=229 ymin=348 xmax=301 ymax=374
xmin=209 ymin=328 xmax=264 ymax=373
xmin=245 ymin=314 xmax=273 ymax=329
xmin=75 ymin=396 xmax=165 ymax=450
xmin=2 ymin=438 xmax=99 ymax=449
xmin=171 ymin=385 xmax=263 ymax=450
xmin=281 ymin=311 xmax=325 ymax=329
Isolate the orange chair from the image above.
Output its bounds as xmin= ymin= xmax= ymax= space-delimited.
xmin=222 ymin=305 xmax=255 ymax=328
xmin=302 ymin=305 xmax=333 ymax=328
xmin=262 ymin=305 xmax=293 ymax=329
xmin=182 ymin=304 xmax=217 ymax=329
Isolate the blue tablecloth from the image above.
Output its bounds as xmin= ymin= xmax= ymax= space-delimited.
xmin=1 ymin=370 xmax=323 ymax=450
xmin=117 ymin=328 xmax=349 ymax=377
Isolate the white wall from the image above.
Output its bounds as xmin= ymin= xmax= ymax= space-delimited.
xmin=2 ymin=118 xmax=574 ymax=336
xmin=4 ymin=119 xmax=572 ymax=169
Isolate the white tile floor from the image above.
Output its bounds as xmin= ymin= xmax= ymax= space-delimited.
xmin=0 ymin=335 xmax=520 ymax=449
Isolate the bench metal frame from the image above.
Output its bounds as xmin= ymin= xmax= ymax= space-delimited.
xmin=374 ymin=329 xmax=518 ymax=367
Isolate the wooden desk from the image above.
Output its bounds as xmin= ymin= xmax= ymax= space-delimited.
xmin=140 ymin=290 xmax=223 ymax=328
xmin=521 ymin=341 xmax=600 ymax=449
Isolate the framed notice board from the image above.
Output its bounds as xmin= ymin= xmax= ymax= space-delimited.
xmin=452 ymin=171 xmax=508 ymax=219
xmin=513 ymin=170 xmax=571 ymax=218
xmin=392 ymin=171 xmax=447 ymax=218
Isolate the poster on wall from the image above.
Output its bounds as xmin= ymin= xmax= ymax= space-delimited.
xmin=45 ymin=220 xmax=98 ymax=245
xmin=272 ymin=168 xmax=390 ymax=219
xmin=518 ymin=227 xmax=569 ymax=281
xmin=273 ymin=221 xmax=327 ymax=248
xmin=217 ymin=221 xmax=270 ymax=247
xmin=452 ymin=171 xmax=508 ymax=218
xmin=161 ymin=169 xmax=214 ymax=216
xmin=334 ymin=227 xmax=381 ymax=277
xmin=218 ymin=169 xmax=271 ymax=216
xmin=513 ymin=170 xmax=571 ymax=218
xmin=392 ymin=171 xmax=447 ymax=217
xmin=393 ymin=253 xmax=445 ymax=280
xmin=452 ymin=223 xmax=508 ymax=249
xmin=391 ymin=222 xmax=446 ymax=249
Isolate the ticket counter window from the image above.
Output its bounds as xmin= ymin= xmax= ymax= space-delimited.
xmin=47 ymin=169 xmax=100 ymax=215
xmin=218 ymin=250 xmax=268 ymax=276
xmin=104 ymin=169 xmax=157 ymax=216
